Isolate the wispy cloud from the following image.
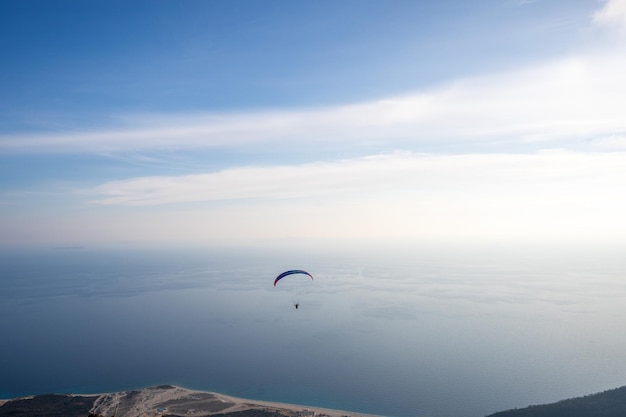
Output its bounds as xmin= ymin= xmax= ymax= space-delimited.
xmin=64 ymin=150 xmax=623 ymax=244
xmin=591 ymin=134 xmax=626 ymax=149
xmin=594 ymin=0 xmax=626 ymax=31
xmin=90 ymin=151 xmax=626 ymax=206
xmin=513 ymin=0 xmax=539 ymax=6
xmin=5 ymin=151 xmax=626 ymax=245
xmin=2 ymin=53 xmax=626 ymax=155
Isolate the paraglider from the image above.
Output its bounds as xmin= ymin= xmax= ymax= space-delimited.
xmin=274 ymin=270 xmax=314 ymax=309
xmin=274 ymin=269 xmax=314 ymax=286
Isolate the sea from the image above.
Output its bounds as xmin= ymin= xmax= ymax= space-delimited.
xmin=1 ymin=242 xmax=626 ymax=417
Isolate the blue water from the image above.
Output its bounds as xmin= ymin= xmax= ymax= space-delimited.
xmin=1 ymin=243 xmax=626 ymax=417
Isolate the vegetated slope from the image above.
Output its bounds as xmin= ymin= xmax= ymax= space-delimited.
xmin=486 ymin=386 xmax=626 ymax=417
xmin=0 ymin=394 xmax=97 ymax=417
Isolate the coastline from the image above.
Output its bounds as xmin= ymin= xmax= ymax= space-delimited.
xmin=0 ymin=385 xmax=381 ymax=417
xmin=214 ymin=390 xmax=381 ymax=417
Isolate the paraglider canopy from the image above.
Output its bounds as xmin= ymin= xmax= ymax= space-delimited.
xmin=274 ymin=269 xmax=314 ymax=286
xmin=274 ymin=270 xmax=314 ymax=309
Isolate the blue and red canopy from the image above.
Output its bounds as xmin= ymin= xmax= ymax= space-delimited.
xmin=273 ymin=270 xmax=314 ymax=286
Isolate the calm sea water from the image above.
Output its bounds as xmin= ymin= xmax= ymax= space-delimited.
xmin=1 ymin=243 xmax=626 ymax=417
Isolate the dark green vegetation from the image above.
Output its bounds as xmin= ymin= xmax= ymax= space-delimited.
xmin=487 ymin=386 xmax=626 ymax=417
xmin=0 ymin=394 xmax=97 ymax=417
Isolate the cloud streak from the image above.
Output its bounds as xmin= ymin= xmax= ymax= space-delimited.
xmin=38 ymin=150 xmax=610 ymax=245
xmin=90 ymin=151 xmax=626 ymax=206
xmin=2 ymin=52 xmax=626 ymax=154
xmin=5 ymin=150 xmax=626 ymax=245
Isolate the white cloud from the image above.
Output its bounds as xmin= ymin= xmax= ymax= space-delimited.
xmin=594 ymin=0 xmax=626 ymax=30
xmin=89 ymin=151 xmax=626 ymax=206
xmin=5 ymin=150 xmax=626 ymax=245
xmin=2 ymin=53 xmax=626 ymax=154
xmin=79 ymin=151 xmax=626 ymax=244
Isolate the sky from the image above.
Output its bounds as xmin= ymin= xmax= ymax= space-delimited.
xmin=1 ymin=0 xmax=626 ymax=248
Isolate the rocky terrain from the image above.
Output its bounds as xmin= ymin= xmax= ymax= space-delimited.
xmin=0 ymin=385 xmax=369 ymax=417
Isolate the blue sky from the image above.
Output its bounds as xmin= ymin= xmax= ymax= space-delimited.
xmin=2 ymin=0 xmax=626 ymax=247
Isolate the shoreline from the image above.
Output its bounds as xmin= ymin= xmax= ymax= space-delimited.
xmin=0 ymin=385 xmax=381 ymax=417
xmin=214 ymin=390 xmax=381 ymax=417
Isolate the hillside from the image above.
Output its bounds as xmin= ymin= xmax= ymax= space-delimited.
xmin=0 ymin=394 xmax=97 ymax=417
xmin=0 ymin=385 xmax=365 ymax=417
xmin=3 ymin=384 xmax=626 ymax=417
xmin=486 ymin=386 xmax=626 ymax=417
